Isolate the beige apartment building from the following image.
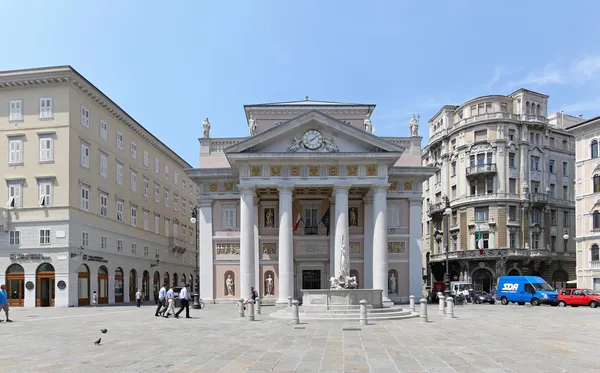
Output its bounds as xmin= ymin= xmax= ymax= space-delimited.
xmin=567 ymin=115 xmax=600 ymax=290
xmin=0 ymin=66 xmax=197 ymax=307
xmin=422 ymin=89 xmax=582 ymax=293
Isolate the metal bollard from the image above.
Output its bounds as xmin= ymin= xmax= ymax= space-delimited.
xmin=238 ymin=298 xmax=245 ymax=317
xmin=291 ymin=300 xmax=299 ymax=324
xmin=359 ymin=299 xmax=368 ymax=326
xmin=438 ymin=292 xmax=445 ymax=314
xmin=409 ymin=295 xmax=415 ymax=312
xmin=419 ymin=298 xmax=428 ymax=322
xmin=445 ymin=297 xmax=454 ymax=319
xmin=287 ymin=296 xmax=293 ymax=308
xmin=247 ymin=299 xmax=255 ymax=321
xmin=255 ymin=298 xmax=261 ymax=315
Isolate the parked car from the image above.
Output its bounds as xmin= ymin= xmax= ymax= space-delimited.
xmin=472 ymin=290 xmax=495 ymax=304
xmin=558 ymin=288 xmax=600 ymax=308
xmin=497 ymin=276 xmax=559 ymax=306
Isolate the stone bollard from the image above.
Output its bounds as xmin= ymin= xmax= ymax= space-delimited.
xmin=445 ymin=297 xmax=454 ymax=319
xmin=438 ymin=292 xmax=445 ymax=314
xmin=419 ymin=298 xmax=428 ymax=322
xmin=238 ymin=298 xmax=245 ymax=317
xmin=255 ymin=298 xmax=261 ymax=315
xmin=359 ymin=299 xmax=368 ymax=326
xmin=409 ymin=295 xmax=415 ymax=312
xmin=291 ymin=300 xmax=300 ymax=324
xmin=247 ymin=299 xmax=255 ymax=321
xmin=287 ymin=296 xmax=293 ymax=308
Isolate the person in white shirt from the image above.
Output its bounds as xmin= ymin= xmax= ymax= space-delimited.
xmin=175 ymin=284 xmax=191 ymax=319
xmin=155 ymin=284 xmax=168 ymax=317
xmin=135 ymin=289 xmax=142 ymax=307
xmin=462 ymin=289 xmax=470 ymax=304
xmin=163 ymin=285 xmax=176 ymax=318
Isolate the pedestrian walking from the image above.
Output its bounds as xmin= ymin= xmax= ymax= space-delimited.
xmin=155 ymin=283 xmax=168 ymax=317
xmin=163 ymin=285 xmax=176 ymax=318
xmin=175 ymin=284 xmax=191 ymax=319
xmin=92 ymin=291 xmax=98 ymax=307
xmin=0 ymin=284 xmax=12 ymax=322
xmin=135 ymin=289 xmax=142 ymax=307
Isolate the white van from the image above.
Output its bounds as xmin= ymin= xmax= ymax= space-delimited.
xmin=450 ymin=281 xmax=472 ymax=296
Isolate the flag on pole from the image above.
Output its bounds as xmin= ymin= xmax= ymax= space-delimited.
xmin=478 ymin=231 xmax=484 ymax=255
xmin=320 ymin=208 xmax=331 ymax=236
xmin=293 ymin=213 xmax=304 ymax=232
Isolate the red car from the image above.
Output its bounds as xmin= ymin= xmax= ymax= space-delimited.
xmin=558 ymin=288 xmax=600 ymax=308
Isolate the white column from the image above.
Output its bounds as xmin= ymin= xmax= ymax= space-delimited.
xmin=363 ymin=196 xmax=374 ymax=289
xmin=239 ymin=185 xmax=255 ymax=301
xmin=372 ymin=186 xmax=390 ymax=302
xmin=470 ymin=232 xmax=476 ymax=251
xmin=334 ymin=186 xmax=350 ymax=276
xmin=489 ymin=229 xmax=496 ymax=249
xmin=277 ymin=186 xmax=293 ymax=305
xmin=329 ymin=195 xmax=336 ymax=277
xmin=253 ymin=197 xmax=260 ymax=298
xmin=497 ymin=145 xmax=506 ymax=193
xmin=409 ymin=199 xmax=423 ymax=299
xmin=199 ymin=199 xmax=214 ymax=301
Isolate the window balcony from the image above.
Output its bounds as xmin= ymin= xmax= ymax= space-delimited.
xmin=465 ymin=163 xmax=497 ymax=178
xmin=528 ymin=193 xmax=549 ymax=206
xmin=590 ymin=261 xmax=600 ymax=269
xmin=168 ymin=236 xmax=188 ymax=254
xmin=427 ymin=202 xmax=446 ymax=217
xmin=428 ymin=248 xmax=542 ymax=262
xmin=304 ymin=226 xmax=319 ymax=235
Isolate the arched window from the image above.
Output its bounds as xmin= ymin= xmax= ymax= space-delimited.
xmin=594 ymin=174 xmax=600 ymax=193
xmin=592 ymin=140 xmax=599 ymax=159
xmin=536 ymin=104 xmax=541 ymax=115
xmin=592 ymin=244 xmax=600 ymax=262
xmin=526 ymin=102 xmax=530 ymax=114
xmin=594 ymin=211 xmax=600 ymax=230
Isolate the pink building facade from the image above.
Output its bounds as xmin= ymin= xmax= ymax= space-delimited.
xmin=186 ymin=99 xmax=434 ymax=304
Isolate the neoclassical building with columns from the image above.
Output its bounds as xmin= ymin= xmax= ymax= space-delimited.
xmin=186 ymin=99 xmax=434 ymax=304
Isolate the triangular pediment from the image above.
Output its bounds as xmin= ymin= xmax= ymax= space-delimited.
xmin=224 ymin=110 xmax=405 ymax=155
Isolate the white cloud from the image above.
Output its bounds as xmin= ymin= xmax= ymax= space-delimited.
xmin=559 ymin=96 xmax=600 ymax=114
xmin=571 ymin=55 xmax=600 ymax=83
xmin=507 ymin=63 xmax=564 ymax=88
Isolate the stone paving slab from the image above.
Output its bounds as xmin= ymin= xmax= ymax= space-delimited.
xmin=2 ymin=302 xmax=600 ymax=372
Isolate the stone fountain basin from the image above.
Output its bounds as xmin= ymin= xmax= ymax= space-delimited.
xmin=301 ymin=289 xmax=384 ymax=310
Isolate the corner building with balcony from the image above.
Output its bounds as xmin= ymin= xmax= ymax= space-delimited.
xmin=0 ymin=66 xmax=197 ymax=307
xmin=422 ymin=89 xmax=581 ymax=292
xmin=186 ymin=99 xmax=434 ymax=304
xmin=567 ymin=115 xmax=600 ymax=290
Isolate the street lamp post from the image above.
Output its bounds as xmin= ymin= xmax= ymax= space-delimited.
xmin=190 ymin=208 xmax=201 ymax=309
xmin=443 ymin=197 xmax=452 ymax=298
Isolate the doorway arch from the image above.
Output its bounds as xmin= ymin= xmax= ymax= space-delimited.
xmin=182 ymin=274 xmax=187 ymax=287
xmin=97 ymin=266 xmax=108 ymax=304
xmin=142 ymin=270 xmax=150 ymax=301
xmin=77 ymin=264 xmax=90 ymax=306
xmin=36 ymin=263 xmax=55 ymax=307
xmin=163 ymin=272 xmax=169 ymax=287
xmin=6 ymin=264 xmax=24 ymax=307
xmin=552 ymin=269 xmax=569 ymax=290
xmin=173 ymin=273 xmax=178 ymax=287
xmin=114 ymin=267 xmax=124 ymax=303
xmin=129 ymin=269 xmax=137 ymax=302
xmin=507 ymin=268 xmax=521 ymax=276
xmin=471 ymin=267 xmax=494 ymax=292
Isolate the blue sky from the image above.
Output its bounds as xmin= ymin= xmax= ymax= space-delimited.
xmin=1 ymin=1 xmax=600 ymax=166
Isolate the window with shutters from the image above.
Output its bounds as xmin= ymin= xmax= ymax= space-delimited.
xmin=38 ymin=180 xmax=53 ymax=207
xmin=174 ymin=194 xmax=178 ymax=211
xmin=387 ymin=207 xmax=400 ymax=228
xmin=100 ymin=120 xmax=108 ymax=140
xmin=130 ymin=170 xmax=137 ymax=192
xmin=39 ymin=136 xmax=53 ymax=162
xmin=101 ymin=236 xmax=107 ymax=249
xmin=154 ymin=215 xmax=160 ymax=234
xmin=165 ymin=164 xmax=169 ymax=179
xmin=143 ymin=210 xmax=149 ymax=231
xmin=223 ymin=207 xmax=236 ymax=228
xmin=132 ymin=242 xmax=137 ymax=255
xmin=8 ymin=138 xmax=23 ymax=165
xmin=116 ymin=162 xmax=124 ymax=185
xmin=144 ymin=246 xmax=149 ymax=257
xmin=143 ymin=177 xmax=149 ymax=197
xmin=174 ymin=172 xmax=179 ymax=185
xmin=99 ymin=152 xmax=108 ymax=178
xmin=154 ymin=158 xmax=160 ymax=173
xmin=80 ymin=186 xmax=90 ymax=211
xmin=165 ymin=218 xmax=170 ymax=237
xmin=7 ymin=182 xmax=22 ymax=208
xmin=80 ymin=142 xmax=90 ymax=168
xmin=116 ymin=199 xmax=124 ymax=222
xmin=100 ymin=193 xmax=108 ymax=217
xmin=165 ymin=189 xmax=170 ymax=207
xmin=9 ymin=100 xmax=23 ymax=121
xmin=475 ymin=207 xmax=489 ymax=222
xmin=182 ymin=199 xmax=187 ymax=216
xmin=155 ymin=183 xmax=160 ymax=203
xmin=131 ymin=205 xmax=137 ymax=227
xmin=143 ymin=150 xmax=149 ymax=167
xmin=9 ymin=231 xmax=20 ymax=246
xmin=81 ymin=106 xmax=90 ymax=127
xmin=82 ymin=232 xmax=89 ymax=247
xmin=116 ymin=131 xmax=123 ymax=150
xmin=117 ymin=240 xmax=123 ymax=252
xmin=130 ymin=142 xmax=137 ymax=159
xmin=39 ymin=229 xmax=51 ymax=245
xmin=39 ymin=97 xmax=53 ymax=119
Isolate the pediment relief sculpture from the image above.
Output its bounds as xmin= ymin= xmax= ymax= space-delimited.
xmin=529 ymin=146 xmax=544 ymax=156
xmin=468 ymin=142 xmax=493 ymax=154
xmin=589 ymin=198 xmax=600 ymax=213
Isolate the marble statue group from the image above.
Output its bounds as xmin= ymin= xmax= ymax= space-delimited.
xmin=329 ymin=235 xmax=358 ymax=290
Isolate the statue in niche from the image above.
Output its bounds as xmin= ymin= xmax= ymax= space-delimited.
xmin=265 ymin=274 xmax=274 ymax=296
xmin=349 ymin=207 xmax=358 ymax=227
xmin=265 ymin=208 xmax=274 ymax=228
xmin=225 ymin=274 xmax=234 ymax=296
xmin=364 ymin=113 xmax=375 ymax=133
xmin=248 ymin=115 xmax=257 ymax=136
xmin=409 ymin=114 xmax=419 ymax=137
xmin=202 ymin=117 xmax=211 ymax=138
xmin=389 ymin=273 xmax=397 ymax=295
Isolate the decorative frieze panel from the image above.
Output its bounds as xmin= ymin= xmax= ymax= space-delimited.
xmin=328 ymin=166 xmax=338 ymax=176
xmin=216 ymin=243 xmax=240 ymax=255
xmin=263 ymin=243 xmax=277 ymax=255
xmin=251 ymin=166 xmax=262 ymax=177
xmin=388 ymin=242 xmax=406 ymax=254
xmin=389 ymin=181 xmax=398 ymax=191
xmin=350 ymin=242 xmax=361 ymax=254
xmin=347 ymin=166 xmax=358 ymax=176
xmin=309 ymin=166 xmax=319 ymax=177
xmin=209 ymin=183 xmax=217 ymax=192
xmin=291 ymin=166 xmax=301 ymax=176
xmin=366 ymin=165 xmax=378 ymax=176
xmin=404 ymin=182 xmax=412 ymax=191
xmin=270 ymin=166 xmax=281 ymax=177
xmin=224 ymin=182 xmax=233 ymax=192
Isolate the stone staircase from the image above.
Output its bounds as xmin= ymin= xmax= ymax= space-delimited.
xmin=270 ymin=304 xmax=418 ymax=321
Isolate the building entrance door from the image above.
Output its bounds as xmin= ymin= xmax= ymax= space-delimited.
xmin=302 ymin=270 xmax=321 ymax=290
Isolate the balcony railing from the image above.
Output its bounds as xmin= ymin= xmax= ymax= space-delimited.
xmin=304 ymin=226 xmax=319 ymax=235
xmin=451 ymin=193 xmax=521 ymax=204
xmin=427 ymin=202 xmax=446 ymax=217
xmin=429 ymin=248 xmax=537 ymax=262
xmin=528 ymin=193 xmax=549 ymax=205
xmin=466 ymin=163 xmax=497 ymax=177
xmin=529 ymin=249 xmax=550 ymax=257
xmin=590 ymin=261 xmax=600 ymax=269
xmin=168 ymin=236 xmax=188 ymax=254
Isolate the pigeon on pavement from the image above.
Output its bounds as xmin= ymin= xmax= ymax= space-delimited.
xmin=100 ymin=329 xmax=107 ymax=333
xmin=94 ymin=338 xmax=101 ymax=345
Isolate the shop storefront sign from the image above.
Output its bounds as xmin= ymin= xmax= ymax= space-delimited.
xmin=83 ymin=255 xmax=108 ymax=263
xmin=10 ymin=253 xmax=51 ymax=261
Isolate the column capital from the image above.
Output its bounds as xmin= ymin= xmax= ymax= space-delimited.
xmin=372 ymin=185 xmax=389 ymax=193
xmin=253 ymin=197 xmax=260 ymax=206
xmin=277 ymin=185 xmax=293 ymax=194
xmin=199 ymin=198 xmax=214 ymax=208
xmin=334 ymin=185 xmax=351 ymax=193
xmin=363 ymin=196 xmax=373 ymax=204
xmin=237 ymin=184 xmax=255 ymax=193
xmin=408 ymin=198 xmax=423 ymax=206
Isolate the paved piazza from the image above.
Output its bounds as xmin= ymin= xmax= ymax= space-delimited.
xmin=3 ymin=303 xmax=600 ymax=373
